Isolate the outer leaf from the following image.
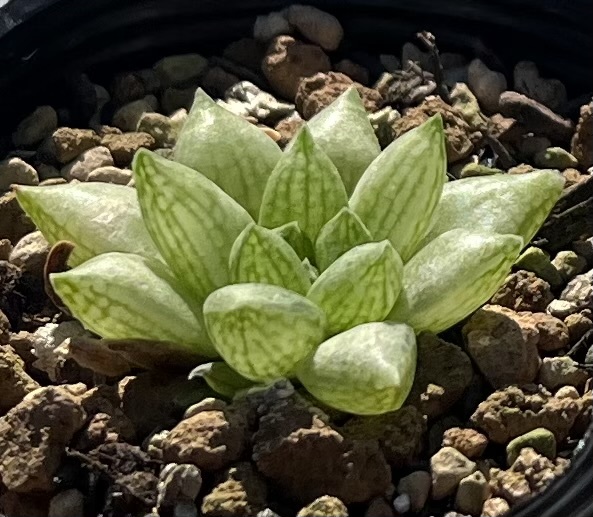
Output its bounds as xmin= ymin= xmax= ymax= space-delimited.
xmin=259 ymin=126 xmax=348 ymax=244
xmin=305 ymin=87 xmax=381 ymax=195
xmin=51 ymin=252 xmax=216 ymax=357
xmin=15 ymin=183 xmax=160 ymax=267
xmin=307 ymin=241 xmax=403 ymax=335
xmin=297 ymin=322 xmax=417 ymax=415
xmin=173 ymin=88 xmax=282 ymax=218
xmin=189 ymin=362 xmax=256 ymax=399
xmin=229 ymin=224 xmax=311 ymax=295
xmin=273 ymin=221 xmax=314 ymax=261
xmin=203 ymin=283 xmax=326 ymax=382
xmin=315 ymin=207 xmax=373 ymax=271
xmin=349 ymin=115 xmax=447 ymax=262
xmin=133 ymin=149 xmax=253 ymax=303
xmin=389 ymin=229 xmax=523 ymax=333
xmin=423 ymin=170 xmax=565 ymax=246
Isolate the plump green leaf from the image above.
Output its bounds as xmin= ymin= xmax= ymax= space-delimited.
xmin=133 ymin=149 xmax=253 ymax=303
xmin=424 ymin=170 xmax=565 ymax=246
xmin=297 ymin=322 xmax=417 ymax=415
xmin=259 ymin=126 xmax=348 ymax=244
xmin=229 ymin=224 xmax=311 ymax=295
xmin=51 ymin=252 xmax=216 ymax=356
xmin=189 ymin=362 xmax=256 ymax=398
xmin=15 ymin=183 xmax=160 ymax=267
xmin=173 ymin=88 xmax=282 ymax=219
xmin=315 ymin=207 xmax=373 ymax=271
xmin=308 ymin=241 xmax=403 ymax=335
xmin=273 ymin=221 xmax=314 ymax=261
xmin=305 ymin=87 xmax=381 ymax=195
xmin=349 ymin=115 xmax=447 ymax=262
xmin=203 ymin=283 xmax=326 ymax=382
xmin=389 ymin=229 xmax=523 ymax=333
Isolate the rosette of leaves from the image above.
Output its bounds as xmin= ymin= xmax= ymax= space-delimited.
xmin=15 ymin=88 xmax=564 ymax=415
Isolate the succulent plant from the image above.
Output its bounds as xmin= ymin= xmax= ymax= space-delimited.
xmin=15 ymin=87 xmax=564 ymax=415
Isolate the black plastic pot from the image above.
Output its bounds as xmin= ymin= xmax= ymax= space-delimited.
xmin=1 ymin=1 xmax=592 ymax=516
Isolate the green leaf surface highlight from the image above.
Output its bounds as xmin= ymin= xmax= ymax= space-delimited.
xmin=389 ymin=229 xmax=523 ymax=333
xmin=308 ymin=241 xmax=403 ymax=335
xmin=349 ymin=115 xmax=447 ymax=262
xmin=173 ymin=89 xmax=282 ymax=219
xmin=297 ymin=322 xmax=417 ymax=415
xmin=203 ymin=283 xmax=326 ymax=382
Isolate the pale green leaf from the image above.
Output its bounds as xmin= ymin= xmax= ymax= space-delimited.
xmin=229 ymin=223 xmax=311 ymax=295
xmin=389 ymin=229 xmax=523 ymax=333
xmin=349 ymin=115 xmax=447 ymax=262
xmin=423 ymin=170 xmax=565 ymax=246
xmin=15 ymin=183 xmax=160 ymax=267
xmin=189 ymin=362 xmax=256 ymax=399
xmin=203 ymin=283 xmax=326 ymax=382
xmin=315 ymin=207 xmax=373 ymax=271
xmin=297 ymin=322 xmax=417 ymax=415
xmin=273 ymin=221 xmax=314 ymax=261
xmin=259 ymin=126 xmax=348 ymax=244
xmin=306 ymin=87 xmax=381 ymax=195
xmin=51 ymin=252 xmax=216 ymax=357
xmin=133 ymin=149 xmax=253 ymax=303
xmin=307 ymin=241 xmax=403 ymax=335
xmin=173 ymin=88 xmax=282 ymax=218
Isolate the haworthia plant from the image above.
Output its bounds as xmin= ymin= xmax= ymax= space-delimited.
xmin=16 ymin=87 xmax=565 ymax=415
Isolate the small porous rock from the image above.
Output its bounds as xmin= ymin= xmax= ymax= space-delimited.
xmin=506 ymin=428 xmax=556 ymax=466
xmin=41 ymin=127 xmax=101 ymax=164
xmin=61 ymin=145 xmax=114 ymax=181
xmin=275 ymin=112 xmax=305 ymax=146
xmin=12 ymin=106 xmax=58 ymax=147
xmin=537 ymin=356 xmax=589 ymax=391
xmin=442 ymin=428 xmax=488 ymax=459
xmin=392 ymin=96 xmax=477 ymax=163
xmin=405 ymin=333 xmax=473 ymax=418
xmin=490 ymin=270 xmax=554 ymax=312
xmin=342 ymin=405 xmax=426 ymax=468
xmin=470 ymin=385 xmax=580 ymax=443
xmin=296 ymin=495 xmax=348 ymax=517
xmin=0 ymin=386 xmax=86 ymax=492
xmin=295 ymin=71 xmax=382 ymax=119
xmin=112 ymin=96 xmax=158 ymax=132
xmin=514 ymin=247 xmax=563 ymax=290
xmin=514 ymin=311 xmax=569 ymax=352
xmin=262 ymin=35 xmax=331 ymax=100
xmin=467 ymin=59 xmax=507 ymax=113
xmin=463 ymin=305 xmax=541 ymax=388
xmin=397 ymin=471 xmax=431 ymax=512
xmin=499 ymin=91 xmax=574 ymax=143
xmin=555 ymin=270 xmax=593 ymax=315
xmin=454 ymin=471 xmax=489 ymax=516
xmin=0 ymin=239 xmax=12 ymax=261
xmin=0 ymin=345 xmax=40 ymax=413
xmin=48 ymin=489 xmax=84 ymax=517
xmin=564 ymin=312 xmax=593 ymax=342
xmin=513 ymin=61 xmax=567 ymax=112
xmin=571 ymin=101 xmax=593 ymax=168
xmin=335 ymin=59 xmax=369 ymax=85
xmin=156 ymin=463 xmax=202 ymax=511
xmin=552 ymin=251 xmax=588 ymax=282
xmin=101 ymin=132 xmax=156 ymax=166
xmin=183 ymin=397 xmax=228 ymax=419
xmin=254 ymin=11 xmax=292 ymax=42
xmin=286 ymin=5 xmax=344 ymax=51
xmin=137 ymin=112 xmax=178 ymax=147
xmin=162 ymin=406 xmax=248 ymax=471
xmin=223 ymin=81 xmax=296 ymax=124
xmin=87 ymin=166 xmax=132 ymax=185
xmin=0 ymin=158 xmax=39 ymax=190
xmin=489 ymin=447 xmax=569 ymax=505
xmin=153 ymin=54 xmax=208 ymax=88
xmin=201 ymin=462 xmax=268 ymax=517
xmin=534 ymin=147 xmax=579 ymax=169
xmin=481 ymin=497 xmax=511 ymax=517
xmin=252 ymin=393 xmax=391 ymax=503
xmin=430 ymin=447 xmax=477 ymax=500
